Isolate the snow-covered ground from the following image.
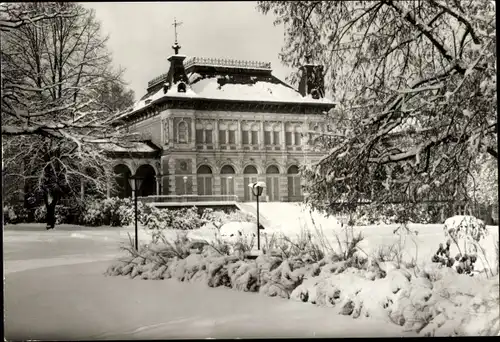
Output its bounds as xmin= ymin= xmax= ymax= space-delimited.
xmin=4 ymin=224 xmax=126 ymax=274
xmin=4 ymin=224 xmax=415 ymax=339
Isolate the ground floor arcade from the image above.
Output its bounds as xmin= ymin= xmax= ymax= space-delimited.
xmin=109 ymin=159 xmax=305 ymax=203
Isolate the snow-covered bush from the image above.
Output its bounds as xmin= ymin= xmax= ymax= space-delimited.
xmin=201 ymin=208 xmax=256 ymax=228
xmin=3 ymin=205 xmax=17 ymax=224
xmin=171 ymin=207 xmax=203 ymax=230
xmin=34 ymin=204 xmax=75 ymax=225
xmin=80 ymin=197 xmax=131 ymax=226
xmin=443 ymin=215 xmax=495 ymax=277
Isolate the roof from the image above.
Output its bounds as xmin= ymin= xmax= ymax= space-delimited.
xmin=118 ymin=56 xmax=336 ymax=121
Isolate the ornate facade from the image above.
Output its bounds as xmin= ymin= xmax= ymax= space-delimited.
xmin=107 ymin=42 xmax=335 ymax=202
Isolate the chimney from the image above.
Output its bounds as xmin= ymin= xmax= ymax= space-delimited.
xmin=298 ymin=62 xmax=325 ymax=99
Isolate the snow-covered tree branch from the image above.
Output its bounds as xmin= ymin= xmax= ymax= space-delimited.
xmin=258 ymin=0 xmax=496 ymax=212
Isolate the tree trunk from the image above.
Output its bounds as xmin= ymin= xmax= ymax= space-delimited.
xmin=44 ymin=191 xmax=60 ymax=229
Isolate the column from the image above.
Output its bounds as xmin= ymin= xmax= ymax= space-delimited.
xmin=281 ymin=121 xmax=286 ymax=150
xmin=190 ymin=118 xmax=196 ymax=144
xmin=168 ymin=158 xmax=176 ymax=194
xmin=168 ymin=117 xmax=174 ymax=145
xmin=191 ymin=158 xmax=197 ymax=194
xmin=156 ymin=176 xmax=161 ymax=196
xmin=214 ymin=119 xmax=219 ymax=149
xmin=237 ymin=120 xmax=242 ymax=149
xmin=259 ymin=120 xmax=264 ymax=150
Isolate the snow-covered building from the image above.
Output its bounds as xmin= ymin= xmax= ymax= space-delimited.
xmin=107 ymin=41 xmax=335 ymax=202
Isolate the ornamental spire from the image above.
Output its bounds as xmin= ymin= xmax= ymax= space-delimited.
xmin=172 ymin=17 xmax=183 ymax=55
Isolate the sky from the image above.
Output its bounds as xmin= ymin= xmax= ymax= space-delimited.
xmin=83 ymin=2 xmax=293 ymax=101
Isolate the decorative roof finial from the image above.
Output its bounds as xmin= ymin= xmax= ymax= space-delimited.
xmin=172 ymin=17 xmax=183 ymax=54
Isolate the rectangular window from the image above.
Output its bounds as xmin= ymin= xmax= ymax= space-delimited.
xmin=264 ymin=131 xmax=271 ymax=145
xmin=285 ymin=132 xmax=292 ymax=146
xmin=196 ymin=129 xmax=204 ymax=144
xmin=242 ymin=130 xmax=249 ymax=145
xmin=219 ymin=130 xmax=226 ymax=144
xmin=205 ymin=130 xmax=212 ymax=144
xmin=251 ymin=131 xmax=258 ymax=145
xmin=294 ymin=132 xmax=301 ymax=146
xmin=273 ymin=131 xmax=280 ymax=145
xmin=228 ymin=130 xmax=236 ymax=144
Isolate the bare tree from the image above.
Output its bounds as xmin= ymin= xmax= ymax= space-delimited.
xmin=1 ymin=2 xmax=137 ymax=228
xmin=258 ymin=1 xmax=496 ymax=213
xmin=0 ymin=2 xmax=76 ymax=32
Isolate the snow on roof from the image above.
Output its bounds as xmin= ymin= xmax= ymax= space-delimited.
xmin=189 ymin=77 xmax=334 ymax=104
xmin=100 ymin=142 xmax=158 ymax=153
xmin=126 ymin=77 xmax=335 ymax=114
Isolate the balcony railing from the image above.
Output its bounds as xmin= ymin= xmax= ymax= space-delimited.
xmin=138 ymin=195 xmax=239 ymax=204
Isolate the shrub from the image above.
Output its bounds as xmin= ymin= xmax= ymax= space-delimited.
xmin=171 ymin=207 xmax=203 ymax=230
xmin=34 ymin=204 xmax=75 ymax=225
xmin=81 ymin=197 xmax=128 ymax=226
xmin=3 ymin=205 xmax=18 ymax=224
xmin=201 ymin=208 xmax=256 ymax=228
xmin=80 ymin=197 xmax=217 ymax=230
xmin=443 ymin=215 xmax=495 ymax=277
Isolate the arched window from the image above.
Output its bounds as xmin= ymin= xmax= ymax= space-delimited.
xmin=178 ymin=121 xmax=187 ymax=143
xmin=243 ymin=165 xmax=258 ymax=174
xmin=266 ymin=165 xmax=280 ymax=174
xmin=266 ymin=165 xmax=280 ymax=201
xmin=220 ymin=165 xmax=235 ymax=196
xmin=221 ymin=165 xmax=236 ymax=174
xmin=243 ymin=165 xmax=258 ymax=201
xmin=197 ymin=165 xmax=213 ymax=196
xmin=287 ymin=165 xmax=299 ymax=174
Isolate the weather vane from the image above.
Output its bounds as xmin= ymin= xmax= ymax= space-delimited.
xmin=172 ymin=18 xmax=183 ymax=54
xmin=173 ymin=18 xmax=183 ymax=44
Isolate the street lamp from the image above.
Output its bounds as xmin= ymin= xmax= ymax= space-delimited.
xmin=128 ymin=175 xmax=143 ymax=251
xmin=248 ymin=181 xmax=266 ymax=250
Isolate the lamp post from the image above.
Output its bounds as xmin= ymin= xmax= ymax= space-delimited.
xmin=249 ymin=181 xmax=266 ymax=250
xmin=128 ymin=175 xmax=143 ymax=251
